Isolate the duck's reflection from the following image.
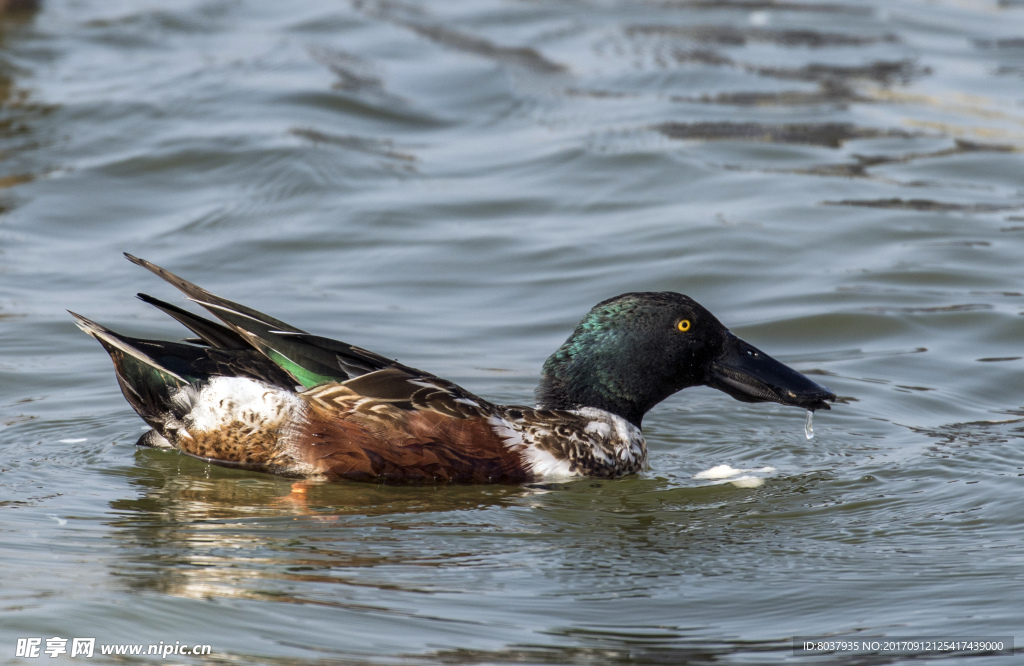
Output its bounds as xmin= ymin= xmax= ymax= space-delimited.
xmin=0 ymin=0 xmax=46 ymax=194
xmin=105 ymin=448 xmax=537 ymax=603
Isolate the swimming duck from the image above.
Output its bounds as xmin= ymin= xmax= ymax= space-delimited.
xmin=72 ymin=254 xmax=835 ymax=484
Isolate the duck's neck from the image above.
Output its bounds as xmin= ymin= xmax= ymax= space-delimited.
xmin=536 ymin=346 xmax=649 ymax=428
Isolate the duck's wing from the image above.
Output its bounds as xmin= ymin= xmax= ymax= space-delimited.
xmin=305 ymin=366 xmax=494 ymax=419
xmin=294 ymin=367 xmax=532 ymax=482
xmin=125 ymin=253 xmax=418 ymax=388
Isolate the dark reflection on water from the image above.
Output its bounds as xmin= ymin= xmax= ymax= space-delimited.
xmin=624 ymin=24 xmax=897 ymax=47
xmin=0 ymin=5 xmax=46 ymax=196
xmin=654 ymin=121 xmax=913 ymax=146
xmin=353 ymin=0 xmax=569 ymax=74
xmin=827 ymin=198 xmax=1021 ymax=213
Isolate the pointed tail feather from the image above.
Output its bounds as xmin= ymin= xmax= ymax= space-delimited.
xmin=71 ymin=312 xmax=188 ymax=385
xmin=136 ymin=293 xmax=247 ymax=349
xmin=71 ymin=311 xmax=189 ymax=425
xmin=124 ymin=253 xmax=344 ymax=387
xmin=124 ymin=253 xmax=305 ymax=333
xmin=124 ymin=254 xmax=403 ymax=389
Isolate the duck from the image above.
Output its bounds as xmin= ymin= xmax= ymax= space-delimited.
xmin=71 ymin=253 xmax=836 ymax=484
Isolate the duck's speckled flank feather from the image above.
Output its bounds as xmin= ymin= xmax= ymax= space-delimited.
xmin=490 ymin=406 xmax=646 ymax=479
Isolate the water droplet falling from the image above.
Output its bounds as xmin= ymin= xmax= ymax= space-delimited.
xmin=804 ymin=410 xmax=814 ymax=440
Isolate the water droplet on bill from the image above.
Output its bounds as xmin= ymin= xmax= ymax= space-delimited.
xmin=804 ymin=410 xmax=814 ymax=440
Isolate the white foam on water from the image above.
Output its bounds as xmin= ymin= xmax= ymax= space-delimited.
xmin=694 ymin=464 xmax=775 ymax=480
xmin=694 ymin=464 xmax=777 ymax=488
xmin=728 ymin=476 xmax=765 ymax=488
xmin=58 ymin=438 xmax=88 ymax=444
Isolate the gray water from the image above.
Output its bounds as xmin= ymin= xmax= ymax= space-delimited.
xmin=1 ymin=0 xmax=1023 ymax=663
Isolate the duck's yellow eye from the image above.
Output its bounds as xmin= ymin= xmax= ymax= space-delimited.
xmin=676 ymin=319 xmax=691 ymax=332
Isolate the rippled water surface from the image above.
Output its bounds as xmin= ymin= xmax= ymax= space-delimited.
xmin=2 ymin=0 xmax=1024 ymax=663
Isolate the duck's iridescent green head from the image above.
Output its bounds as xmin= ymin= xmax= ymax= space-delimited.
xmin=536 ymin=292 xmax=835 ymax=427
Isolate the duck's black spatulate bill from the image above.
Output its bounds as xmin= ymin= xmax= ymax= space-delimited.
xmin=706 ymin=332 xmax=835 ymax=411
